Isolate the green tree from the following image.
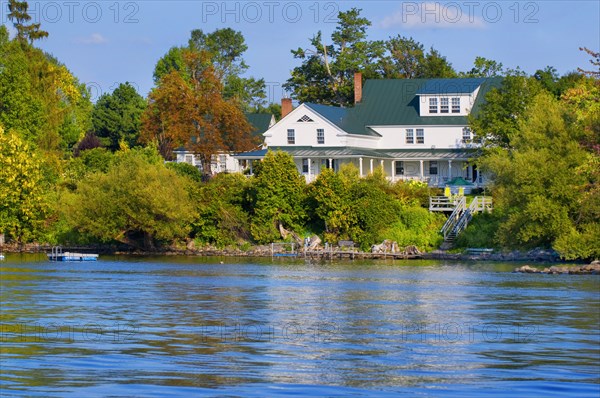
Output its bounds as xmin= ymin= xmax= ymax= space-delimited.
xmin=249 ymin=151 xmax=306 ymax=243
xmin=462 ymin=56 xmax=504 ymax=77
xmin=0 ymin=35 xmax=92 ymax=151
xmin=189 ymin=28 xmax=266 ymax=110
xmin=382 ymin=36 xmax=425 ymax=78
xmin=421 ymin=48 xmax=457 ymax=78
xmin=63 ymin=147 xmax=196 ymax=249
xmin=153 ymin=46 xmax=185 ymax=83
xmin=350 ymin=168 xmax=402 ymax=249
xmin=7 ymin=0 xmax=48 ymax=43
xmin=0 ymin=25 xmax=9 ymax=45
xmin=154 ymin=29 xmax=266 ymax=111
xmin=533 ymin=66 xmax=560 ymax=96
xmin=0 ymin=126 xmax=49 ymax=243
xmin=469 ymin=73 xmax=542 ymax=148
xmin=92 ymin=82 xmax=147 ymax=150
xmin=284 ymin=8 xmax=385 ymax=106
xmin=478 ymin=92 xmax=596 ymax=253
xmin=191 ymin=173 xmax=252 ymax=247
xmin=306 ymin=168 xmax=358 ymax=243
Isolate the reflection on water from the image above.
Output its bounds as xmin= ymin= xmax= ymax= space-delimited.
xmin=1 ymin=255 xmax=599 ymax=397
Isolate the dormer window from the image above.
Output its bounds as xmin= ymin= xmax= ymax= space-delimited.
xmin=429 ymin=98 xmax=438 ymax=113
xmin=452 ymin=97 xmax=460 ymax=113
xmin=440 ymin=98 xmax=449 ymax=113
xmin=298 ymin=115 xmax=314 ymax=122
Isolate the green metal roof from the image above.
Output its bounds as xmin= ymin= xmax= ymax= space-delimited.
xmin=245 ymin=113 xmax=273 ymax=137
xmin=383 ymin=148 xmax=478 ymax=160
xmin=235 ymin=147 xmax=476 ymax=160
xmin=340 ymin=77 xmax=503 ymax=135
xmin=416 ymin=78 xmax=487 ymax=94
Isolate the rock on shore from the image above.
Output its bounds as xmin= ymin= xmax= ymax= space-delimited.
xmin=514 ymin=261 xmax=600 ymax=275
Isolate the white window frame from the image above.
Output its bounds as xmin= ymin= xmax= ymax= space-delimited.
xmin=429 ymin=97 xmax=438 ymax=113
xmin=406 ymin=129 xmax=414 ymax=144
xmin=302 ymin=158 xmax=309 ymax=174
xmin=416 ymin=129 xmax=424 ymax=144
xmin=452 ymin=97 xmax=460 ymax=113
xmin=316 ymin=128 xmax=325 ymax=145
xmin=287 ymin=129 xmax=295 ymax=144
xmin=440 ymin=97 xmax=449 ymax=113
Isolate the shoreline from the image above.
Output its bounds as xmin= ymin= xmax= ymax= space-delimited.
xmin=1 ymin=243 xmax=593 ymax=265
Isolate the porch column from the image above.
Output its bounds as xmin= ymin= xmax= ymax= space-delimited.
xmin=369 ymin=158 xmax=373 ymax=174
xmin=307 ymin=158 xmax=312 ymax=181
xmin=391 ymin=160 xmax=395 ymax=182
xmin=359 ymin=157 xmax=363 ymax=177
xmin=448 ymin=160 xmax=452 ymax=180
xmin=419 ymin=160 xmax=424 ymax=180
xmin=328 ymin=158 xmax=333 ymax=169
xmin=380 ymin=160 xmax=384 ymax=170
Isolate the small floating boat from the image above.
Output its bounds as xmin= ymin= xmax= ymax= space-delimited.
xmin=47 ymin=246 xmax=98 ymax=262
xmin=0 ymin=254 xmax=5 ymax=260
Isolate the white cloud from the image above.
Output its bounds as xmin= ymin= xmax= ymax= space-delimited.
xmin=74 ymin=33 xmax=108 ymax=45
xmin=381 ymin=3 xmax=486 ymax=29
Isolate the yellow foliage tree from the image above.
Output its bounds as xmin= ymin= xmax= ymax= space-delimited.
xmin=0 ymin=125 xmax=48 ymax=243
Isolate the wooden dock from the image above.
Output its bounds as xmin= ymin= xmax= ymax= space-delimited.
xmin=299 ymin=249 xmax=422 ymax=260
xmin=47 ymin=252 xmax=99 ymax=262
xmin=47 ymin=246 xmax=98 ymax=262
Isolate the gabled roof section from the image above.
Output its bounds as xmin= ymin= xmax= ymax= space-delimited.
xmin=340 ymin=77 xmax=502 ymax=135
xmin=304 ymin=103 xmax=347 ymax=129
xmin=416 ymin=78 xmax=487 ymax=95
xmin=245 ymin=113 xmax=274 ymax=137
xmin=304 ymin=103 xmax=380 ymax=137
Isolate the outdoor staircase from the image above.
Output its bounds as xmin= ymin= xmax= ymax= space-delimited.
xmin=440 ymin=196 xmax=493 ymax=243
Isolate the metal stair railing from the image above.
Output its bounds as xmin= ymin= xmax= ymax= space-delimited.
xmin=440 ymin=196 xmax=466 ymax=240
xmin=448 ymin=196 xmax=494 ymax=240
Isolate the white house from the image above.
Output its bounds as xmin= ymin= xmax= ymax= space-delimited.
xmin=174 ymin=113 xmax=275 ymax=173
xmin=235 ymin=74 xmax=502 ymax=186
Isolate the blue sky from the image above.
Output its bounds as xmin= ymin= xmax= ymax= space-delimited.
xmin=1 ymin=1 xmax=598 ymax=103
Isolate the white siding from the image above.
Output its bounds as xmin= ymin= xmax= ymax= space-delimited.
xmin=418 ymin=90 xmax=479 ymax=116
xmin=369 ymin=125 xmax=468 ymax=149
xmin=264 ymin=105 xmax=347 ymax=147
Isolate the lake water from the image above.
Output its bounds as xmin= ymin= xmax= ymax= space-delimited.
xmin=1 ymin=255 xmax=599 ymax=397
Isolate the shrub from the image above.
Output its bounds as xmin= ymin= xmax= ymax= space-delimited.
xmin=382 ymin=206 xmax=444 ymax=251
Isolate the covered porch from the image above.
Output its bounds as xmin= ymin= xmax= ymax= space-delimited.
xmin=234 ymin=147 xmax=484 ymax=187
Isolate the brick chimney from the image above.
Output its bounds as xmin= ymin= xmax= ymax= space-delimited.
xmin=281 ymin=98 xmax=293 ymax=118
xmin=354 ymin=72 xmax=363 ymax=104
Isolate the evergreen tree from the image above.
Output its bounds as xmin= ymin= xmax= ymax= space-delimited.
xmin=7 ymin=0 xmax=48 ymax=43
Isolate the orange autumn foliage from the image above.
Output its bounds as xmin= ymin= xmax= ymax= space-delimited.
xmin=141 ymin=50 xmax=259 ymax=174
